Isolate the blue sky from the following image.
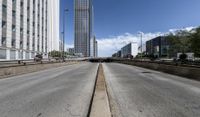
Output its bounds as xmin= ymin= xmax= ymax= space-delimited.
xmin=60 ymin=0 xmax=200 ymax=56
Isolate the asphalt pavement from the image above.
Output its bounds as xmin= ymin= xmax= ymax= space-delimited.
xmin=103 ymin=63 xmax=200 ymax=117
xmin=1 ymin=62 xmax=200 ymax=117
xmin=0 ymin=62 xmax=98 ymax=117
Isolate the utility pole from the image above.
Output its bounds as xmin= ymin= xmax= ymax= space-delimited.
xmin=141 ymin=33 xmax=143 ymax=59
xmin=63 ymin=9 xmax=69 ymax=62
xmin=138 ymin=32 xmax=143 ymax=60
xmin=61 ymin=32 xmax=64 ymax=59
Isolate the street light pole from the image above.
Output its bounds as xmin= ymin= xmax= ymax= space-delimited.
xmin=61 ymin=32 xmax=64 ymax=59
xmin=63 ymin=9 xmax=69 ymax=62
xmin=141 ymin=33 xmax=143 ymax=59
xmin=138 ymin=32 xmax=143 ymax=60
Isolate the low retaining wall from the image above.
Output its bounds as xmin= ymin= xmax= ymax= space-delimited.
xmin=116 ymin=61 xmax=200 ymax=81
xmin=0 ymin=62 xmax=77 ymax=79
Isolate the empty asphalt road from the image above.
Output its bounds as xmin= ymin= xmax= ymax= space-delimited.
xmin=0 ymin=62 xmax=98 ymax=117
xmin=103 ymin=63 xmax=200 ymax=117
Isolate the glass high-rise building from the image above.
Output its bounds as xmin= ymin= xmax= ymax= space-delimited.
xmin=74 ymin=0 xmax=93 ymax=57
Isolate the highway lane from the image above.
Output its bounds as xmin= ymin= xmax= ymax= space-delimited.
xmin=0 ymin=62 xmax=98 ymax=117
xmin=103 ymin=63 xmax=200 ymax=117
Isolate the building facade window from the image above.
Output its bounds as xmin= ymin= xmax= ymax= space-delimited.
xmin=37 ymin=1 xmax=40 ymax=52
xmin=2 ymin=0 xmax=7 ymax=47
xmin=27 ymin=0 xmax=30 ymax=50
xmin=45 ymin=0 xmax=48 ymax=53
xmin=20 ymin=0 xmax=24 ymax=49
xmin=32 ymin=0 xmax=36 ymax=51
xmin=12 ymin=0 xmax=17 ymax=48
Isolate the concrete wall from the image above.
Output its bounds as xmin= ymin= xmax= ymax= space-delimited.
xmin=0 ymin=62 xmax=76 ymax=79
xmin=48 ymin=0 xmax=60 ymax=51
xmin=117 ymin=61 xmax=200 ymax=81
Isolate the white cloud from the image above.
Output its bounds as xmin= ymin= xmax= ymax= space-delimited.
xmin=169 ymin=26 xmax=196 ymax=33
xmin=97 ymin=26 xmax=197 ymax=57
xmin=97 ymin=32 xmax=163 ymax=57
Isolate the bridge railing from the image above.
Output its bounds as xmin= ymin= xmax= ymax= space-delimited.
xmin=0 ymin=58 xmax=83 ymax=68
xmin=113 ymin=58 xmax=200 ymax=68
xmin=88 ymin=57 xmax=200 ymax=68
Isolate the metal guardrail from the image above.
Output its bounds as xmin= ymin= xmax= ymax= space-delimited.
xmin=114 ymin=58 xmax=200 ymax=68
xmin=0 ymin=58 xmax=83 ymax=68
xmin=100 ymin=57 xmax=200 ymax=69
xmin=0 ymin=59 xmax=48 ymax=68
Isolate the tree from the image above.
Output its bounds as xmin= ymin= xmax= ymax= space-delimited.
xmin=166 ymin=30 xmax=191 ymax=57
xmin=190 ymin=27 xmax=200 ymax=57
xmin=48 ymin=51 xmax=70 ymax=58
xmin=166 ymin=34 xmax=180 ymax=57
xmin=48 ymin=51 xmax=62 ymax=58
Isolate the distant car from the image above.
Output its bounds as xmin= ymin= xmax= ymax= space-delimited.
xmin=54 ymin=57 xmax=60 ymax=61
xmin=34 ymin=54 xmax=43 ymax=62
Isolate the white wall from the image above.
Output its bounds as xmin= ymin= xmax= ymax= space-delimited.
xmin=0 ymin=0 xmax=50 ymax=60
xmin=6 ymin=0 xmax=12 ymax=60
xmin=0 ymin=0 xmax=2 ymax=47
xmin=48 ymin=0 xmax=60 ymax=52
xmin=121 ymin=42 xmax=138 ymax=58
xmin=131 ymin=43 xmax=138 ymax=57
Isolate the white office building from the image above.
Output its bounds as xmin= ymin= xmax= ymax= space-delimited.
xmin=121 ymin=42 xmax=138 ymax=58
xmin=0 ymin=0 xmax=60 ymax=60
xmin=48 ymin=0 xmax=60 ymax=52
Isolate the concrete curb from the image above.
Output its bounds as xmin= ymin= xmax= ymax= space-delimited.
xmin=90 ymin=64 xmax=111 ymax=117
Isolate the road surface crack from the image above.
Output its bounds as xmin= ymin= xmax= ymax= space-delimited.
xmin=65 ymin=104 xmax=81 ymax=117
